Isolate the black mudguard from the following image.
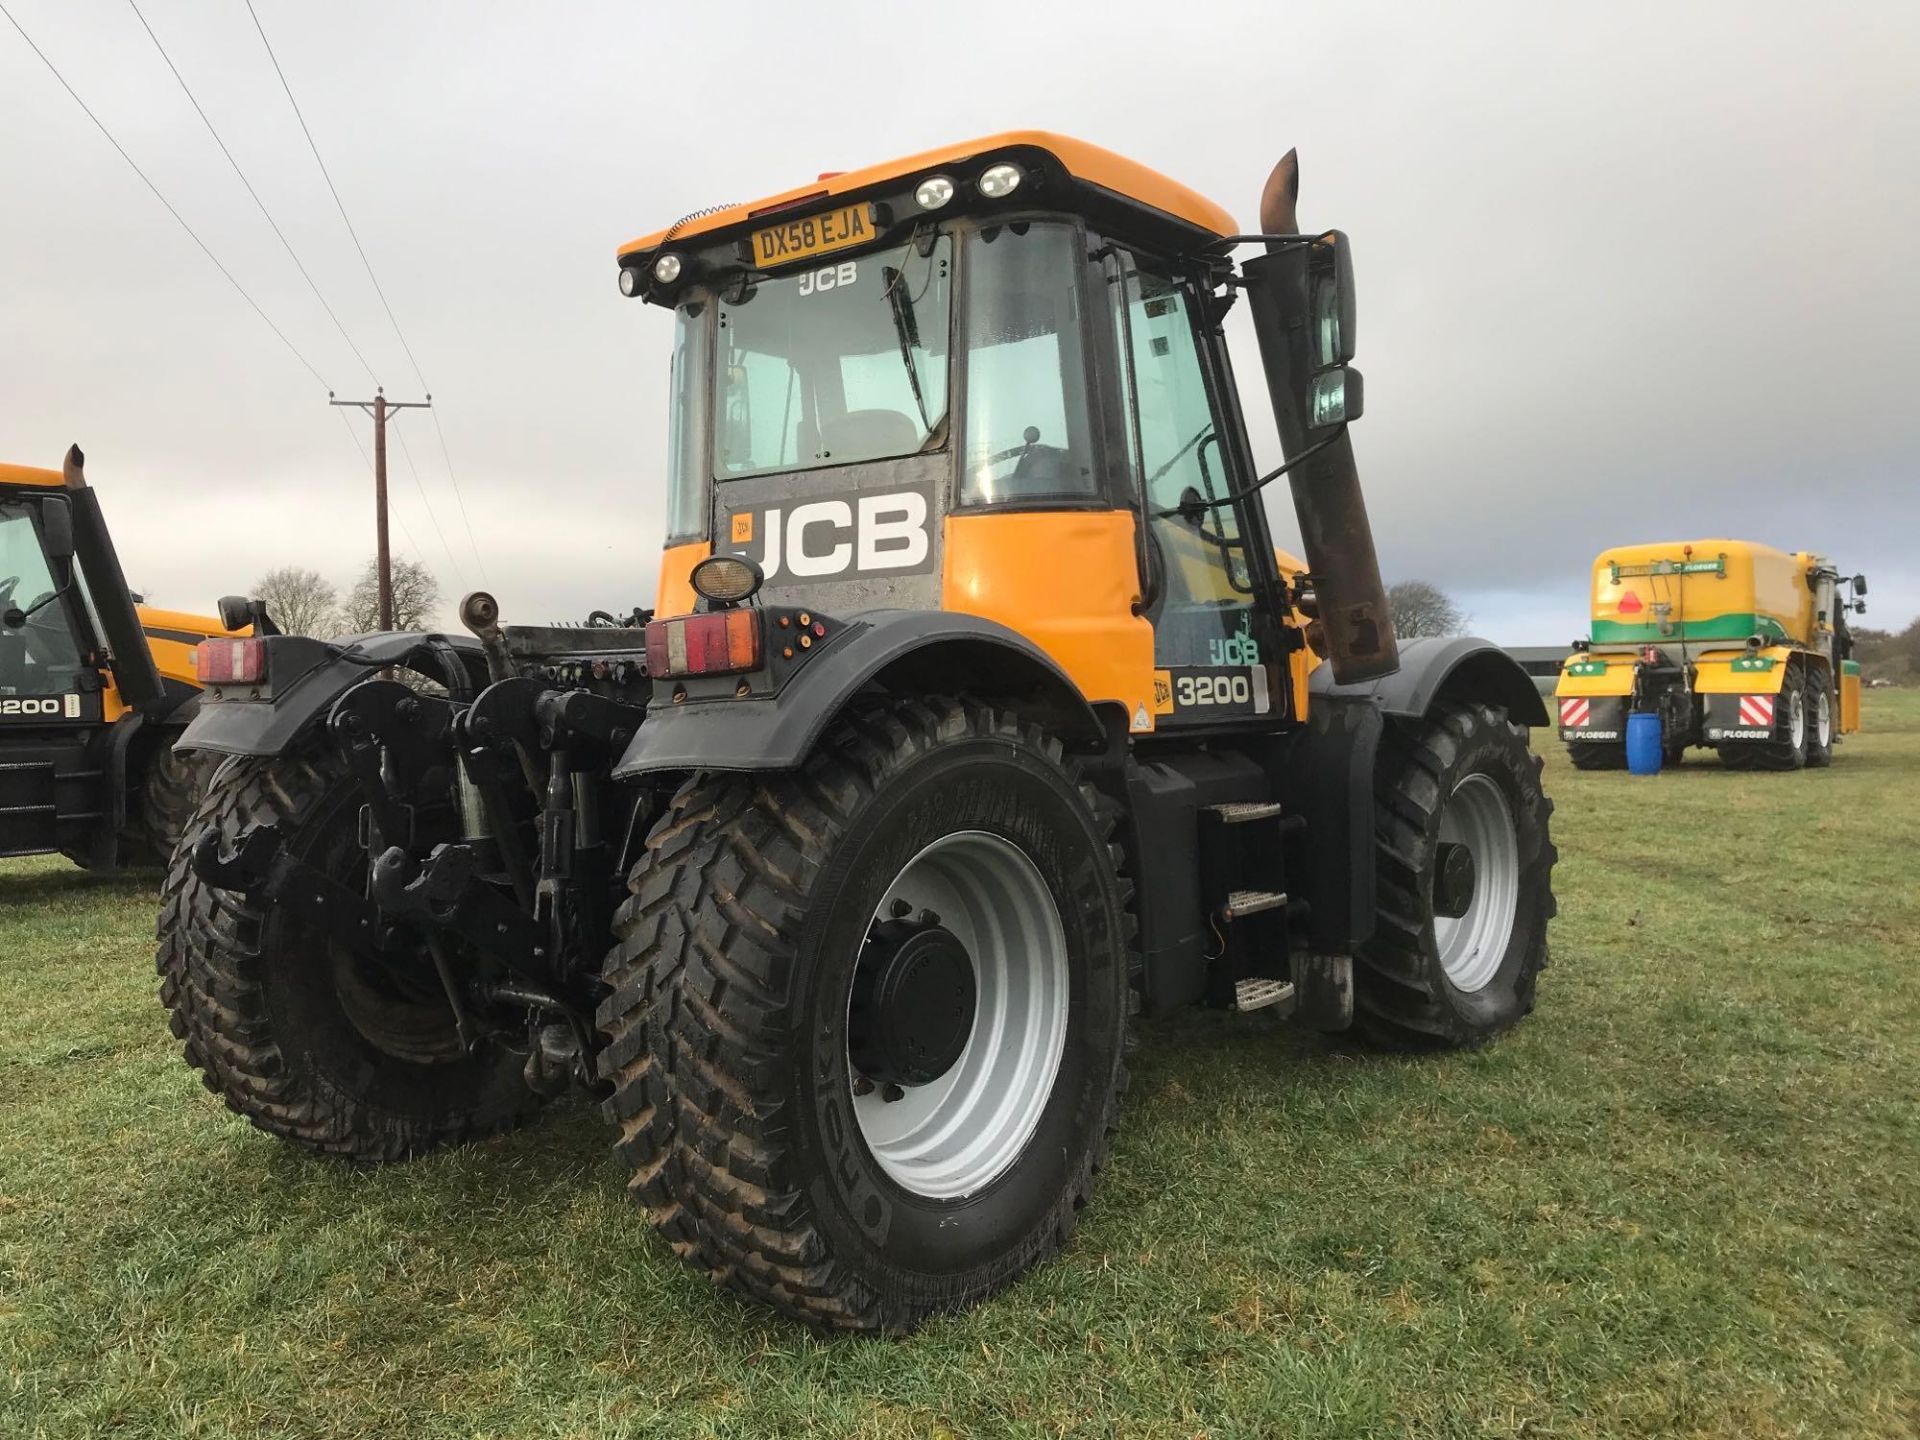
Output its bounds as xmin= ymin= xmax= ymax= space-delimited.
xmin=1311 ymin=635 xmax=1550 ymax=727
xmin=614 ymin=610 xmax=1103 ymax=777
xmin=176 ymin=631 xmax=485 ymax=757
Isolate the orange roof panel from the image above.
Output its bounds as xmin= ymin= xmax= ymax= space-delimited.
xmin=617 ymin=130 xmax=1236 ymax=259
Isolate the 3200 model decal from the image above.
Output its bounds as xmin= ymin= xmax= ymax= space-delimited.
xmin=721 ymin=484 xmax=936 ymax=584
xmin=1152 ymin=667 xmax=1271 ymax=721
xmin=0 ymin=695 xmax=82 ymax=720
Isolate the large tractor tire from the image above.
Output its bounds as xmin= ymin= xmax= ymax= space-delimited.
xmin=1353 ymin=701 xmax=1557 ymax=1050
xmin=121 ymin=739 xmax=213 ymax=866
xmin=1718 ymin=665 xmax=1807 ymax=772
xmin=598 ymin=697 xmax=1134 ymax=1334
xmin=156 ymin=748 xmax=540 ymax=1160
xmin=1565 ymin=740 xmax=1625 ymax=771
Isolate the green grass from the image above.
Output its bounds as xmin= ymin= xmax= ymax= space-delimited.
xmin=4 ymin=697 xmax=1918 ymax=1439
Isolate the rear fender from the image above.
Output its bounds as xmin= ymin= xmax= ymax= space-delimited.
xmin=177 ymin=632 xmax=486 ymax=757
xmin=614 ymin=610 xmax=1104 ymax=777
xmin=1313 ymin=635 xmax=1551 ymax=727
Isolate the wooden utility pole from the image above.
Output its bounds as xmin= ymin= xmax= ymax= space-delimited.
xmin=330 ymin=388 xmax=429 ymax=629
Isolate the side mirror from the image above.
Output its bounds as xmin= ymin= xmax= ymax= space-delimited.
xmin=1852 ymin=573 xmax=1868 ymax=595
xmin=40 ymin=497 xmax=75 ymax=566
xmin=1303 ymin=231 xmax=1362 ymax=429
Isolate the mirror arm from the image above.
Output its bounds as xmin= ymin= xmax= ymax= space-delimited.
xmin=1148 ymin=424 xmax=1348 ymax=518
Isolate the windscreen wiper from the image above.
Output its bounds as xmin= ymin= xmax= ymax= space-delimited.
xmin=882 ymin=264 xmax=935 ymax=434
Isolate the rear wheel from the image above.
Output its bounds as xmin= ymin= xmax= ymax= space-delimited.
xmin=1353 ymin=702 xmax=1557 ymax=1049
xmin=1566 ymin=740 xmax=1624 ymax=771
xmin=156 ymin=748 xmax=539 ymax=1160
xmin=1805 ymin=677 xmax=1834 ymax=767
xmin=598 ymin=697 xmax=1133 ymax=1333
xmin=1718 ymin=666 xmax=1807 ymax=772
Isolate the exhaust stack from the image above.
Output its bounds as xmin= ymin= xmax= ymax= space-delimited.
xmin=1241 ymin=152 xmax=1398 ymax=684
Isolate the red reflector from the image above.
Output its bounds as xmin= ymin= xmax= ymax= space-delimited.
xmin=196 ymin=637 xmax=266 ymax=685
xmin=644 ymin=611 xmax=762 ymax=678
xmin=1617 ymin=591 xmax=1643 ymax=614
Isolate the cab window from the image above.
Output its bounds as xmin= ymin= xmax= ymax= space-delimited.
xmin=959 ymin=223 xmax=1098 ymax=506
xmin=713 ymin=238 xmax=951 ymax=480
xmin=1109 ymin=258 xmax=1252 ymax=601
xmin=0 ymin=503 xmax=85 ymax=697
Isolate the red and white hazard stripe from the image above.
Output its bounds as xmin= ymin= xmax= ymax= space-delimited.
xmin=1559 ymin=696 xmax=1590 ymax=728
xmin=1737 ymin=694 xmax=1775 ymax=729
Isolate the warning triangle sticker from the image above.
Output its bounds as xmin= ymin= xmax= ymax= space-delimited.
xmin=1132 ymin=703 xmax=1152 ymax=732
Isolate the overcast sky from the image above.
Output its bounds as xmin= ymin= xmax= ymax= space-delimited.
xmin=3 ymin=1 xmax=1915 ymax=643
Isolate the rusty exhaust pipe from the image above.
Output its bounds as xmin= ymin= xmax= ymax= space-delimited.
xmin=1241 ymin=151 xmax=1398 ymax=684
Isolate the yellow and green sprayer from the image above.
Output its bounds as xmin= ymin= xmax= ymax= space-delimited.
xmin=1554 ymin=539 xmax=1866 ymax=771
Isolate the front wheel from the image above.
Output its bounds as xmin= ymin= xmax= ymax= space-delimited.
xmin=597 ymin=697 xmax=1134 ymax=1333
xmin=1353 ymin=702 xmax=1557 ymax=1049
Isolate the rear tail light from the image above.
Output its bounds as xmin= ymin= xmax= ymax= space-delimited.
xmin=645 ymin=610 xmax=762 ymax=678
xmin=196 ymin=637 xmax=267 ymax=685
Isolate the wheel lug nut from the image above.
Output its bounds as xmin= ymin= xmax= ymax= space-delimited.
xmin=881 ymin=1083 xmax=905 ymax=1103
xmin=852 ymin=1075 xmax=875 ymax=1097
xmin=918 ymin=908 xmax=940 ymax=927
xmin=889 ymin=898 xmax=912 ymax=919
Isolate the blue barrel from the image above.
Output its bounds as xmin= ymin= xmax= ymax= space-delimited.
xmin=1626 ymin=711 xmax=1664 ymax=775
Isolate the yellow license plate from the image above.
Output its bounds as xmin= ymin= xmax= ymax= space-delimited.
xmin=751 ymin=203 xmax=874 ymax=268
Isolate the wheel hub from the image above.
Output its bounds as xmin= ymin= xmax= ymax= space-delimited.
xmin=848 ymin=916 xmax=978 ymax=1087
xmin=1433 ymin=840 xmax=1477 ymax=919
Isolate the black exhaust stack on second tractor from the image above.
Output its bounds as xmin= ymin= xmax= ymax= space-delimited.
xmin=1240 ymin=152 xmax=1399 ymax=684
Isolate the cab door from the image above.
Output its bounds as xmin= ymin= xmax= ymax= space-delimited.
xmin=1104 ymin=253 xmax=1274 ymax=728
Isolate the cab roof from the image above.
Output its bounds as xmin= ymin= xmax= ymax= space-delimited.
xmin=617 ymin=130 xmax=1237 ymax=261
xmin=0 ymin=463 xmax=63 ymax=489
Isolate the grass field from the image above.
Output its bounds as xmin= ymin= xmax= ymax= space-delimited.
xmin=3 ymin=695 xmax=1917 ymax=1438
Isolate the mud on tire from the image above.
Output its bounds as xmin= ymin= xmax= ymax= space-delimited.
xmin=156 ymin=748 xmax=540 ymax=1160
xmin=597 ymin=696 xmax=1134 ymax=1334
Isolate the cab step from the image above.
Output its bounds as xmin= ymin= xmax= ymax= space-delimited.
xmin=1205 ymin=800 xmax=1285 ymax=824
xmin=1233 ymin=977 xmax=1296 ymax=1013
xmin=1220 ymin=888 xmax=1288 ymax=921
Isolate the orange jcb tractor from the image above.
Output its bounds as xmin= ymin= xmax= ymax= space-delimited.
xmin=159 ymin=134 xmax=1556 ymax=1332
xmin=1 ymin=447 xmax=252 ymax=868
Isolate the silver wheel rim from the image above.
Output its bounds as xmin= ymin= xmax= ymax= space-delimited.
xmin=1433 ymin=773 xmax=1520 ymax=994
xmin=1815 ymin=689 xmax=1831 ymax=748
xmin=1788 ymin=689 xmax=1806 ymax=750
xmin=849 ymin=831 xmax=1068 ymax=1200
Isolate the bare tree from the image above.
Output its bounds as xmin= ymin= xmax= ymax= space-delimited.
xmin=1388 ymin=579 xmax=1468 ymax=639
xmin=251 ymin=566 xmax=337 ymax=637
xmin=341 ymin=557 xmax=441 ymax=634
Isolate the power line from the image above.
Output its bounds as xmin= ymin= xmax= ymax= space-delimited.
xmin=391 ymin=420 xmax=466 ymax=585
xmin=0 ymin=0 xmax=332 ymax=390
xmin=245 ymin=0 xmax=488 ymax=583
xmin=126 ymin=0 xmax=379 ymax=387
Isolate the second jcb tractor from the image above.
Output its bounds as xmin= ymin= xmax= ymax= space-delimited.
xmin=160 ymin=133 xmax=1556 ymax=1332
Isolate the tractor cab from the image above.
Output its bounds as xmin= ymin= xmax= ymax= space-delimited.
xmin=618 ymin=133 xmax=1398 ymax=746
